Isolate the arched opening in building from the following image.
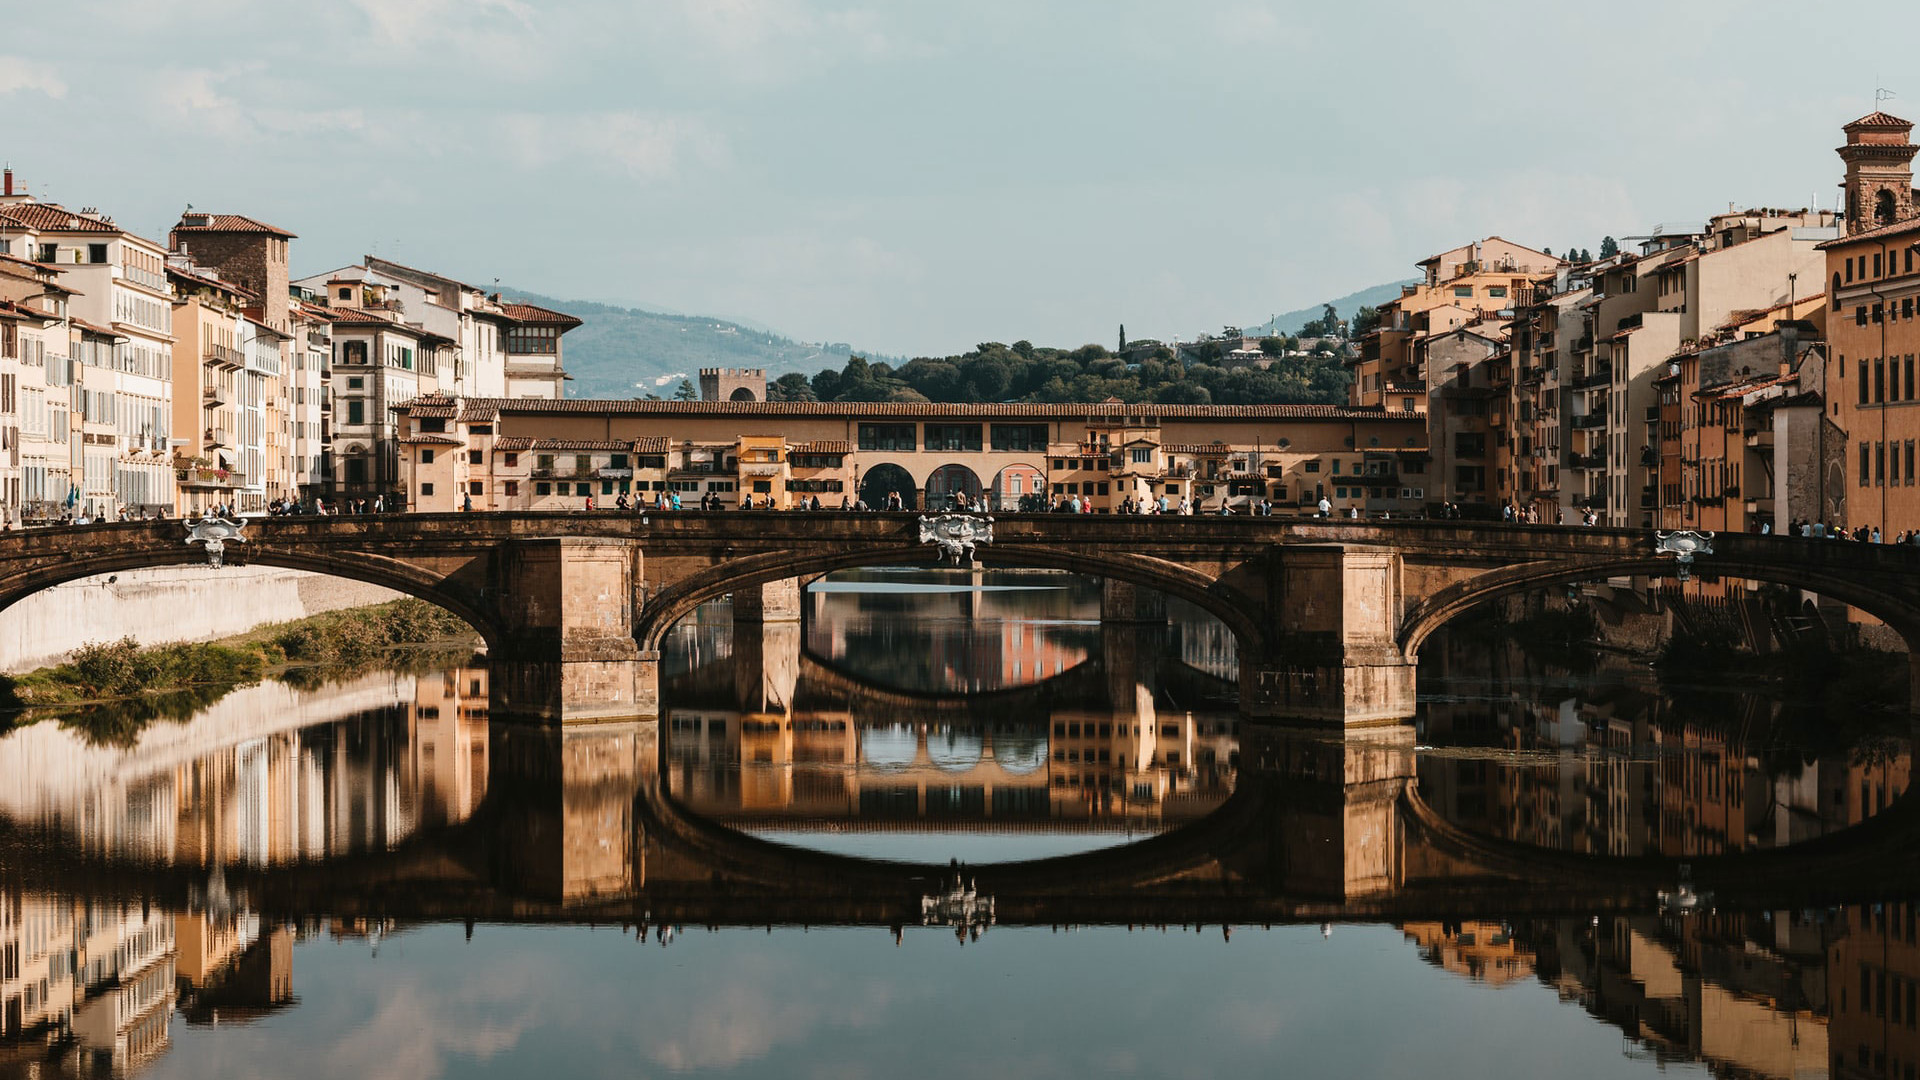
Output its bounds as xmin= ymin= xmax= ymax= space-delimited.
xmin=857 ymin=463 xmax=916 ymax=510
xmin=992 ymin=464 xmax=1046 ymax=512
xmin=924 ymin=464 xmax=983 ymax=511
xmin=729 ymin=386 xmax=757 ymax=401
xmin=1877 ymin=187 xmax=1898 ymax=225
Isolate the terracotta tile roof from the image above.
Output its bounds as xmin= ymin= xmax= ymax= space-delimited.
xmin=459 ymin=402 xmax=499 ymax=422
xmin=1162 ymin=444 xmax=1234 ymax=455
xmin=173 ymin=213 xmax=297 ymax=238
xmin=501 ymin=302 xmax=583 ymax=328
xmin=0 ymin=202 xmax=122 ymax=234
xmin=632 ymin=436 xmax=670 ymax=454
xmin=409 ymin=405 xmax=458 ymax=419
xmin=493 ymin=436 xmax=535 ymax=451
xmin=406 ymin=397 xmax=1422 ymax=422
xmin=322 ymin=307 xmax=403 ymax=325
xmin=1817 ymin=215 xmax=1920 ymax=249
xmin=399 ymin=434 xmax=463 ymax=445
xmin=1846 ymin=111 xmax=1912 ymax=130
xmin=167 ymin=262 xmax=258 ymax=299
xmin=792 ymin=440 xmax=851 ymax=454
xmin=534 ymin=438 xmax=643 ymax=452
xmin=68 ymin=316 xmax=122 ymax=339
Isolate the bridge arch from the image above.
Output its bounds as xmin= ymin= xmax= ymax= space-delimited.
xmin=0 ymin=525 xmax=509 ymax=653
xmin=636 ymin=543 xmax=1268 ymax=664
xmin=1398 ymin=554 xmax=1920 ymax=662
xmin=857 ymin=463 xmax=916 ymax=510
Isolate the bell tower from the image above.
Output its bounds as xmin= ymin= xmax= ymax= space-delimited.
xmin=1839 ymin=110 xmax=1918 ymax=235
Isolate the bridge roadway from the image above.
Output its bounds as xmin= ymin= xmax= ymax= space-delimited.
xmin=9 ymin=721 xmax=1920 ymax=930
xmin=3 ymin=513 xmax=1918 ymax=724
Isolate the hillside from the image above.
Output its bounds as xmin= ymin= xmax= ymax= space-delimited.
xmin=1247 ymin=280 xmax=1417 ymax=337
xmin=501 ymin=290 xmax=888 ymax=400
xmin=506 ymin=281 xmax=1411 ymax=401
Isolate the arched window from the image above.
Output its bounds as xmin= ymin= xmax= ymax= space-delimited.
xmin=1876 ymin=188 xmax=1897 ymax=225
xmin=729 ymin=386 xmax=757 ymax=401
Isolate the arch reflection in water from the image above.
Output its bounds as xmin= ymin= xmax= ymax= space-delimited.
xmin=661 ymin=566 xmax=1241 ymax=863
xmin=1415 ymin=578 xmax=1914 ymax=856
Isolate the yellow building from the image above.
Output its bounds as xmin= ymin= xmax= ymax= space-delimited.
xmin=395 ymin=395 xmax=1431 ymax=515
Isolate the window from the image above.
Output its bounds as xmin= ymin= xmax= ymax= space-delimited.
xmin=338 ymin=287 xmax=352 ymax=301
xmin=1859 ymin=307 xmax=1869 ymax=327
xmin=347 ymin=400 xmax=365 ymax=425
xmin=1909 ymin=441 xmax=1916 ymax=485
xmin=421 ymin=449 xmax=435 ymax=464
xmin=857 ymin=423 xmax=915 ymax=452
xmin=504 ymin=481 xmax=519 ymax=497
xmin=469 ymin=450 xmax=483 ymax=465
xmin=1878 ymin=358 xmax=1887 ymax=403
xmin=1454 ymin=432 xmax=1487 ymax=457
xmin=924 ymin=424 xmax=982 ymax=451
xmin=752 ymin=480 xmax=772 ymax=493
xmin=575 ymin=482 xmax=591 ymax=496
xmin=1862 ymin=359 xmax=1871 ymax=405
xmin=469 ymin=481 xmax=483 ymax=495
xmin=990 ymin=424 xmax=1049 ymax=452
xmin=503 ymin=452 xmax=519 ymax=467
xmin=1878 ymin=442 xmax=1887 ymax=485
xmin=1131 ymin=448 xmax=1152 ymax=463
xmin=1453 ymin=285 xmax=1473 ymax=297
xmin=610 ymin=453 xmax=628 ymax=469
xmin=347 ymin=377 xmax=364 ymax=390
xmin=1303 ymin=460 xmax=1320 ymax=473
xmin=87 ymin=243 xmax=107 ymax=264
xmin=421 ymin=482 xmax=434 ymax=496
xmin=1454 ymin=465 xmax=1485 ymax=491
xmin=535 ymin=482 xmax=551 ymax=495
xmin=575 ymin=454 xmax=591 ymax=474
xmin=421 ymin=418 xmax=447 ymax=433
xmin=1862 ymin=443 xmax=1872 ymax=486
xmin=1487 ymin=286 xmax=1507 ymax=298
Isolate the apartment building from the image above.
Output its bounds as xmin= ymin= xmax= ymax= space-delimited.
xmin=393 ymin=391 xmax=1429 ymax=514
xmin=1823 ymin=111 xmax=1920 ymax=535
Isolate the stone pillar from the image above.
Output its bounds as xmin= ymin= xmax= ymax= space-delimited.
xmin=1237 ymin=722 xmax=1416 ymax=900
xmin=731 ymin=578 xmax=801 ymax=622
xmin=486 ymin=720 xmax=654 ymax=904
xmin=490 ymin=536 xmax=646 ymax=724
xmin=1240 ymin=547 xmax=1418 ymax=726
xmin=1101 ymin=578 xmax=1167 ymax=624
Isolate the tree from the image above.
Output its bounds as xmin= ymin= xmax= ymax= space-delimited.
xmin=768 ymin=372 xmax=816 ymax=402
xmin=1300 ymin=303 xmax=1342 ymax=338
xmin=1350 ymin=305 xmax=1382 ymax=337
xmin=673 ymin=379 xmax=697 ymax=401
xmin=1598 ymin=236 xmax=1619 ymax=258
xmin=1259 ymin=336 xmax=1286 ymax=357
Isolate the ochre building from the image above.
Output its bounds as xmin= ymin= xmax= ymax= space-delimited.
xmin=393 ymin=394 xmax=1429 ymax=513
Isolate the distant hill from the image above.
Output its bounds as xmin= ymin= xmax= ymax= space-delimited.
xmin=1246 ymin=280 xmax=1417 ymax=337
xmin=504 ymin=281 xmax=1416 ymax=401
xmin=501 ymin=290 xmax=892 ymax=400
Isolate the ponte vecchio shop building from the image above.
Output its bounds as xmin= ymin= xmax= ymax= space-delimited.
xmin=395 ymin=395 xmax=1429 ymax=514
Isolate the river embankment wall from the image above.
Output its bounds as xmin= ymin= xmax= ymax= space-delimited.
xmin=0 ymin=566 xmax=403 ymax=671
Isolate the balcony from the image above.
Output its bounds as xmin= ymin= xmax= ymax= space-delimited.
xmin=204 ymin=343 xmax=244 ymax=370
xmin=1570 ymin=412 xmax=1609 ymax=429
xmin=202 ymin=384 xmax=229 ymax=406
xmin=176 ymin=467 xmax=241 ymax=489
xmin=1747 ymin=429 xmax=1774 ymax=449
xmin=1570 ymin=452 xmax=1607 ymax=469
xmin=1644 ymin=405 xmax=1660 ymax=422
xmin=1570 ymin=368 xmax=1612 ymax=390
xmin=204 ymin=427 xmax=233 ymax=449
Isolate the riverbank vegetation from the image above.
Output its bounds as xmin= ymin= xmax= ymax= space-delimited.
xmin=0 ymin=599 xmax=482 ymax=744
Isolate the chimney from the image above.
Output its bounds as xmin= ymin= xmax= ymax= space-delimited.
xmin=3 ymin=169 xmax=11 ymax=196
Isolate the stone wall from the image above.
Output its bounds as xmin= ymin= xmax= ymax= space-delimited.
xmin=0 ymin=566 xmax=404 ymax=671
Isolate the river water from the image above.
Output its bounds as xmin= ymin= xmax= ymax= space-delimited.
xmin=0 ymin=569 xmax=1912 ymax=1079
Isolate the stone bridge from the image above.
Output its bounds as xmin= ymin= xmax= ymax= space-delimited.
xmin=4 ymin=514 xmax=1918 ymax=723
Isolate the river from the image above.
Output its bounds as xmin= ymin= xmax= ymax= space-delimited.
xmin=0 ymin=568 xmax=1910 ymax=1079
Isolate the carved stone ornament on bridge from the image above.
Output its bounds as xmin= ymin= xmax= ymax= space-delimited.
xmin=917 ymin=513 xmax=994 ymax=566
xmin=185 ymin=516 xmax=249 ymax=569
xmin=1652 ymin=530 xmax=1714 ymax=582
xmin=922 ymin=867 xmax=994 ymax=943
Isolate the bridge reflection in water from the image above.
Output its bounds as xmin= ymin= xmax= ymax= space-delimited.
xmin=3 ymin=569 xmax=1919 ymax=1078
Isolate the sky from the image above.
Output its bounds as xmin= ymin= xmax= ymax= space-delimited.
xmin=0 ymin=0 xmax=1914 ymax=356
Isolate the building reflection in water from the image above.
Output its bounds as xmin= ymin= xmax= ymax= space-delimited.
xmin=1416 ymin=583 xmax=1913 ymax=859
xmin=0 ymin=665 xmax=490 ymax=1076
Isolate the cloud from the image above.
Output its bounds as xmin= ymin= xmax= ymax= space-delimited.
xmin=499 ymin=111 xmax=729 ymax=181
xmin=0 ymin=56 xmax=67 ymax=98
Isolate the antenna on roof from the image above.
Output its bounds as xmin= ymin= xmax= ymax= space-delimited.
xmin=1878 ymin=85 xmax=1898 ymax=105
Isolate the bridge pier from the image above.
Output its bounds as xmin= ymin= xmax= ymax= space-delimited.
xmin=1239 ymin=547 xmax=1417 ymax=726
xmin=486 ymin=719 xmax=654 ymax=904
xmin=1238 ymin=723 xmax=1417 ymax=899
xmin=1101 ymin=578 xmax=1167 ymax=624
xmin=488 ymin=536 xmax=648 ymax=724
